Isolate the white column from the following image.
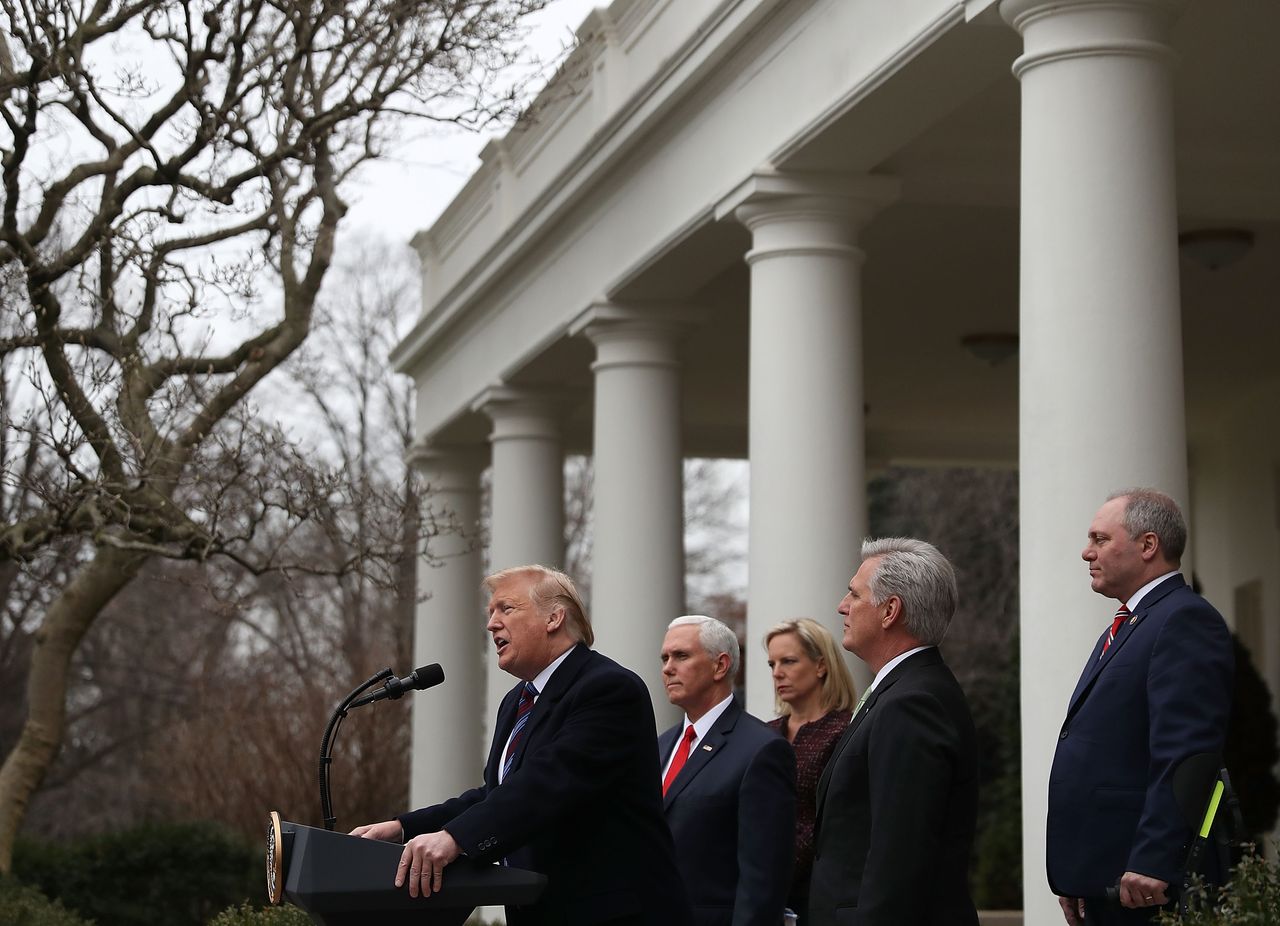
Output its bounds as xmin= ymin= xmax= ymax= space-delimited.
xmin=406 ymin=445 xmax=486 ymax=808
xmin=720 ymin=173 xmax=898 ymax=716
xmin=1001 ymin=2 xmax=1189 ymax=923
xmin=572 ymin=306 xmax=686 ymax=722
xmin=473 ymin=387 xmax=566 ymax=750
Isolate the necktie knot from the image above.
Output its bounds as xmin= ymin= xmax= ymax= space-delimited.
xmin=1100 ymin=605 xmax=1131 ymax=659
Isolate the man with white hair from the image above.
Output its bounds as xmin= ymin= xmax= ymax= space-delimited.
xmin=658 ymin=614 xmax=796 ymax=926
xmin=810 ymin=538 xmax=980 ymax=926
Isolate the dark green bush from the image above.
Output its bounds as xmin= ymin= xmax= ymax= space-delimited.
xmin=968 ymin=633 xmax=1023 ymax=909
xmin=0 ymin=876 xmax=94 ymax=926
xmin=206 ymin=902 xmax=311 ymax=926
xmin=1224 ymin=635 xmax=1280 ymax=841
xmin=207 ymin=902 xmax=501 ymax=926
xmin=13 ymin=820 xmax=260 ymax=926
xmin=1157 ymin=846 xmax=1280 ymax=924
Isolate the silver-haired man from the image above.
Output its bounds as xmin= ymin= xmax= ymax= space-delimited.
xmin=658 ymin=615 xmax=796 ymax=926
xmin=809 ymin=538 xmax=980 ymax=926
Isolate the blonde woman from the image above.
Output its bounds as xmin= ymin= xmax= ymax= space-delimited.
xmin=764 ymin=619 xmax=858 ymax=924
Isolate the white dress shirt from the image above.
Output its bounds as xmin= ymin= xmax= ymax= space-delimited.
xmin=661 ymin=692 xmax=735 ymax=780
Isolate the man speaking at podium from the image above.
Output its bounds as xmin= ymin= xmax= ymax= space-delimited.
xmin=352 ymin=564 xmax=692 ymax=926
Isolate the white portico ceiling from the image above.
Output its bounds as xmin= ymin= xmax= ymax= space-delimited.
xmin=396 ymin=0 xmax=1278 ymax=461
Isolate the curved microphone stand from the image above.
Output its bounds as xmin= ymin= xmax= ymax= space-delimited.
xmin=319 ymin=668 xmax=393 ymax=831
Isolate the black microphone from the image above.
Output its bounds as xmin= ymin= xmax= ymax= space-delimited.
xmin=350 ymin=664 xmax=444 ymax=708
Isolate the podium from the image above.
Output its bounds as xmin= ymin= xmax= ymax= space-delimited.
xmin=267 ymin=814 xmax=547 ymax=925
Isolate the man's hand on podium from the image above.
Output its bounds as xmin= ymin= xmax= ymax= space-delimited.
xmin=395 ymin=830 xmax=462 ymax=898
xmin=350 ymin=819 xmax=404 ymax=842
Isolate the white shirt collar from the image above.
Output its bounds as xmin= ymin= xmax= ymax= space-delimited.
xmin=682 ymin=692 xmax=736 ymax=745
xmin=1125 ymin=570 xmax=1181 ymax=612
xmin=661 ymin=692 xmax=735 ymax=782
xmin=865 ymin=645 xmax=933 ymax=698
xmin=529 ymin=643 xmax=577 ymax=695
xmin=498 ymin=645 xmax=578 ymax=784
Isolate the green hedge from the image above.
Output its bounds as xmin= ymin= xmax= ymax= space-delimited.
xmin=0 ymin=876 xmax=94 ymax=926
xmin=1158 ymin=847 xmax=1280 ymax=924
xmin=206 ymin=902 xmax=311 ymax=926
xmin=13 ymin=821 xmax=261 ymax=926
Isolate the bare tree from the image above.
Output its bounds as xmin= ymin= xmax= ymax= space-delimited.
xmin=559 ymin=456 xmax=748 ymax=613
xmin=0 ymin=0 xmax=548 ymax=871
xmin=867 ymin=466 xmax=1020 ymax=690
xmin=867 ymin=465 xmax=1023 ymax=904
xmin=10 ymin=237 xmax=428 ymax=843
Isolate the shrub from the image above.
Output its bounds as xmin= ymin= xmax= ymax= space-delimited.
xmin=1157 ymin=846 xmax=1280 ymax=924
xmin=968 ymin=634 xmax=1022 ymax=909
xmin=0 ymin=877 xmax=94 ymax=926
xmin=13 ymin=820 xmax=260 ymax=926
xmin=207 ymin=902 xmax=502 ymax=925
xmin=1224 ymin=634 xmax=1280 ymax=841
xmin=206 ymin=902 xmax=311 ymax=926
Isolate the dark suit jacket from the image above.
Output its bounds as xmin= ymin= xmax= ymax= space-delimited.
xmin=399 ymin=644 xmax=693 ymax=926
xmin=658 ymin=700 xmax=796 ymax=926
xmin=1047 ymin=574 xmax=1234 ymax=898
xmin=809 ymin=647 xmax=979 ymax=926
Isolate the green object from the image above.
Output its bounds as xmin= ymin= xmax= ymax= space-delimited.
xmin=13 ymin=821 xmax=259 ymax=926
xmin=0 ymin=877 xmax=94 ymax=926
xmin=1158 ymin=846 xmax=1280 ymax=924
xmin=206 ymin=902 xmax=311 ymax=926
xmin=1200 ymin=781 xmax=1225 ymax=839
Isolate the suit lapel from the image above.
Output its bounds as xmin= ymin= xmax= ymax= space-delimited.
xmin=814 ymin=649 xmax=940 ymax=815
xmin=1065 ymin=575 xmax=1185 ymax=718
xmin=1068 ymin=622 xmax=1128 ymax=711
xmin=815 ymin=689 xmax=880 ymax=814
xmin=502 ymin=643 xmax=590 ymax=778
xmin=663 ymin=701 xmax=740 ymax=808
xmin=487 ymin=684 xmax=522 ymax=786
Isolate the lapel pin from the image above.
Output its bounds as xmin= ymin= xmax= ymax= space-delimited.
xmin=1129 ymin=616 xmax=1138 ymax=625
xmin=701 ymin=744 xmax=713 ymax=752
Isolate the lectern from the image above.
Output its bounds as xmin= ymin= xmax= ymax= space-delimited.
xmin=267 ymin=813 xmax=547 ymax=925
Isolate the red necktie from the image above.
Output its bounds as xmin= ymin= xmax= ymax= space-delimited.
xmin=662 ymin=725 xmax=697 ymax=795
xmin=1099 ymin=605 xmax=1130 ymax=659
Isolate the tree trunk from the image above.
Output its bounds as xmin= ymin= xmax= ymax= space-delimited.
xmin=0 ymin=545 xmax=144 ymax=872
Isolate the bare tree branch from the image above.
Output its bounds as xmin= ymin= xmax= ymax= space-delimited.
xmin=0 ymin=0 xmax=552 ymax=871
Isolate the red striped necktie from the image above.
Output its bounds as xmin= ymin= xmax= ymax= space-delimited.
xmin=1099 ymin=605 xmax=1131 ymax=659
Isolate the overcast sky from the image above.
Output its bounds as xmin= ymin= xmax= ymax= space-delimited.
xmin=342 ymin=0 xmax=600 ymax=244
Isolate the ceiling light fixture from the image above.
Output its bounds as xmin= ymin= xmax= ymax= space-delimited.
xmin=961 ymin=333 xmax=1019 ymax=366
xmin=1178 ymin=228 xmax=1255 ymax=271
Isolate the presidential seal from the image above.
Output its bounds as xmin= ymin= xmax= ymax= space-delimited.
xmin=266 ymin=810 xmax=284 ymax=904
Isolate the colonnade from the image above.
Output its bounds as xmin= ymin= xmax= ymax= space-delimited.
xmin=1006 ymin=1 xmax=1188 ymax=922
xmin=409 ymin=3 xmax=1189 ymax=923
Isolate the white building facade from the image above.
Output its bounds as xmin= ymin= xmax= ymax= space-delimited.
xmin=392 ymin=1 xmax=1280 ymax=922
